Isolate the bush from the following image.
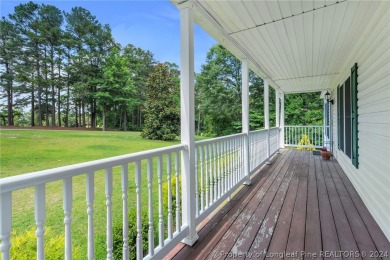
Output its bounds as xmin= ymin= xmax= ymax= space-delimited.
xmin=0 ymin=228 xmax=81 ymax=260
xmin=112 ymin=176 xmax=181 ymax=260
xmin=162 ymin=175 xmax=181 ymax=228
xmin=112 ymin=209 xmax=149 ymax=260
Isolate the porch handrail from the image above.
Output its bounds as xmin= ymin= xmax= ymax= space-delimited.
xmin=0 ymin=144 xmax=186 ymax=193
xmin=284 ymin=125 xmax=330 ymax=148
xmin=0 ymin=129 xmax=280 ymax=260
xmin=0 ymin=144 xmax=187 ymax=260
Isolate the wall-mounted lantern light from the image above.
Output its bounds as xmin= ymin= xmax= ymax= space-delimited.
xmin=325 ymin=91 xmax=334 ymax=105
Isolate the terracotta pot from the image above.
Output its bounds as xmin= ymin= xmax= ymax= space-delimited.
xmin=321 ymin=150 xmax=330 ymax=160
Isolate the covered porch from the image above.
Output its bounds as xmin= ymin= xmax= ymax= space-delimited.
xmin=1 ymin=0 xmax=389 ymax=259
xmin=168 ymin=149 xmax=390 ymax=259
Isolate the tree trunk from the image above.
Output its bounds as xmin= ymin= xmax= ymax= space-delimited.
xmin=75 ymin=100 xmax=79 ymax=127
xmin=90 ymin=85 xmax=96 ymax=128
xmin=78 ymin=103 xmax=82 ymax=127
xmin=31 ymin=80 xmax=35 ymax=126
xmin=123 ymin=109 xmax=127 ymax=131
xmin=44 ymin=48 xmax=49 ymax=126
xmin=65 ymin=50 xmax=70 ymax=127
xmin=102 ymin=104 xmax=106 ymax=131
xmin=139 ymin=106 xmax=142 ymax=128
xmin=82 ymin=101 xmax=86 ymax=127
xmin=5 ymin=62 xmax=13 ymax=126
xmin=51 ymin=47 xmax=56 ymax=126
xmin=37 ymin=56 xmax=42 ymax=126
xmin=57 ymin=60 xmax=61 ymax=126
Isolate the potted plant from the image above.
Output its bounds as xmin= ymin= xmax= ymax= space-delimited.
xmin=321 ymin=147 xmax=331 ymax=160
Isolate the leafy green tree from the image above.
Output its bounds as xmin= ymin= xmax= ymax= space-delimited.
xmin=122 ymin=44 xmax=155 ymax=129
xmin=285 ymin=92 xmax=323 ymax=125
xmin=0 ymin=18 xmax=21 ymax=125
xmin=38 ymin=4 xmax=63 ymax=126
xmin=9 ymin=1 xmax=42 ymax=126
xmin=196 ymin=44 xmax=272 ymax=136
xmin=98 ymin=47 xmax=132 ymax=131
xmin=142 ymin=63 xmax=180 ymax=140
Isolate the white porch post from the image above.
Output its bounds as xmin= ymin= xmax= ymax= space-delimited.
xmin=275 ymin=90 xmax=280 ymax=152
xmin=264 ymin=80 xmax=270 ymax=163
xmin=242 ymin=59 xmax=251 ymax=185
xmin=179 ymin=1 xmax=198 ymax=246
xmin=275 ymin=90 xmax=280 ymax=128
xmin=280 ymin=91 xmax=285 ymax=148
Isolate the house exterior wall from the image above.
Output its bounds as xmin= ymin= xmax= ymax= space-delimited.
xmin=331 ymin=9 xmax=390 ymax=240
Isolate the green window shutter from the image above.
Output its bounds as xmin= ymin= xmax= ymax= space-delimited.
xmin=351 ymin=63 xmax=359 ymax=168
xmin=337 ymin=85 xmax=341 ymax=149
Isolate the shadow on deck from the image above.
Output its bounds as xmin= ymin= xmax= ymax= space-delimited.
xmin=167 ymin=149 xmax=390 ymax=259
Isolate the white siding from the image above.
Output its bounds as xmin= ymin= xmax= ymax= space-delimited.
xmin=331 ymin=7 xmax=390 ymax=240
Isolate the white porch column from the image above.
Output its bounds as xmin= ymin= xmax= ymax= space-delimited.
xmin=275 ymin=90 xmax=280 ymax=128
xmin=275 ymin=89 xmax=280 ymax=152
xmin=179 ymin=1 xmax=198 ymax=246
xmin=242 ymin=59 xmax=251 ymax=185
xmin=280 ymin=91 xmax=285 ymax=148
xmin=264 ymin=80 xmax=270 ymax=163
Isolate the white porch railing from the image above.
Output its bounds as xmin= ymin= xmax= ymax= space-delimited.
xmin=0 ymin=128 xmax=279 ymax=260
xmin=284 ymin=126 xmax=330 ymax=148
xmin=0 ymin=145 xmax=188 ymax=260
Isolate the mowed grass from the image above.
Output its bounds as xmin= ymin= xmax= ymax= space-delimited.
xmin=0 ymin=129 xmax=204 ymax=259
xmin=0 ymin=129 xmax=179 ymax=177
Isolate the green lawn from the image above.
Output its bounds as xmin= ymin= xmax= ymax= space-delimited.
xmin=0 ymin=129 xmax=180 ymax=177
xmin=0 ymin=129 xmax=206 ymax=259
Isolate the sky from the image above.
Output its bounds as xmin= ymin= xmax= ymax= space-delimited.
xmin=0 ymin=0 xmax=216 ymax=72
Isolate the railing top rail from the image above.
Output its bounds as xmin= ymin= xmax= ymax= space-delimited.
xmin=0 ymin=144 xmax=186 ymax=194
xmin=249 ymin=129 xmax=267 ymax=134
xmin=285 ymin=125 xmax=328 ymax=127
xmin=195 ymin=133 xmax=245 ymax=146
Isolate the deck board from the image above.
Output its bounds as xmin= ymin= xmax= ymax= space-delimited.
xmin=304 ymin=154 xmax=322 ymax=260
xmin=170 ymin=149 xmax=390 ymax=260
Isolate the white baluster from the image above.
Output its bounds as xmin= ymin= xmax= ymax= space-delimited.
xmin=167 ymin=154 xmax=173 ymax=239
xmin=135 ymin=161 xmax=143 ymax=259
xmin=86 ymin=172 xmax=95 ymax=260
xmin=200 ymin=146 xmax=204 ymax=212
xmin=175 ymin=152 xmax=181 ymax=232
xmin=121 ymin=165 xmax=129 ymax=260
xmin=204 ymin=145 xmax=209 ymax=207
xmin=227 ymin=141 xmax=231 ymax=189
xmin=147 ymin=158 xmax=154 ymax=256
xmin=208 ymin=144 xmax=213 ymax=204
xmin=195 ymin=149 xmax=199 ymax=216
xmin=105 ymin=168 xmax=113 ymax=260
xmin=213 ymin=143 xmax=217 ymax=202
xmin=222 ymin=142 xmax=225 ymax=195
xmin=63 ymin=177 xmax=72 ymax=260
xmin=0 ymin=192 xmax=12 ymax=260
xmin=35 ymin=184 xmax=45 ymax=260
xmin=157 ymin=156 xmax=164 ymax=247
xmin=217 ymin=142 xmax=221 ymax=198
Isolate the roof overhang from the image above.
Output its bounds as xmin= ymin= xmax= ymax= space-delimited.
xmin=171 ymin=0 xmax=389 ymax=93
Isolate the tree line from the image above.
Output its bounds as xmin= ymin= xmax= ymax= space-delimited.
xmin=0 ymin=1 xmax=161 ymax=131
xmin=1 ymin=2 xmax=323 ymax=137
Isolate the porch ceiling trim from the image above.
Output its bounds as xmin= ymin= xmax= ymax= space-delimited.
xmin=171 ymin=0 xmax=389 ymax=94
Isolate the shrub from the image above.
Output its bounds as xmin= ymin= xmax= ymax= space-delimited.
xmin=162 ymin=175 xmax=181 ymax=229
xmin=0 ymin=228 xmax=81 ymax=260
xmin=112 ymin=209 xmax=149 ymax=260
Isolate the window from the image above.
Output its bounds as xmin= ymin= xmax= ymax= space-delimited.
xmin=337 ymin=63 xmax=359 ymax=168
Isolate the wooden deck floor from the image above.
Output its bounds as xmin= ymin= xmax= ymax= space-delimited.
xmin=167 ymin=149 xmax=390 ymax=260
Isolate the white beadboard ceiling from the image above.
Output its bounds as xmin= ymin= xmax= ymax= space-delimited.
xmin=171 ymin=0 xmax=389 ymax=93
